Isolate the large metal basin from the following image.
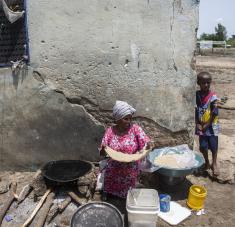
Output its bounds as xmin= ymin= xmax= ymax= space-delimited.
xmin=148 ymin=149 xmax=205 ymax=178
xmin=42 ymin=160 xmax=92 ymax=183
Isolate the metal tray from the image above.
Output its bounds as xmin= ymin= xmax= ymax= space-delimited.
xmin=71 ymin=202 xmax=124 ymax=227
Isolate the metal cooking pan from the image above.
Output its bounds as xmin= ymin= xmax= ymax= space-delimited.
xmin=42 ymin=160 xmax=92 ymax=183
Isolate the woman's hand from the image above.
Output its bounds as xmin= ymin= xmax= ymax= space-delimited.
xmin=98 ymin=145 xmax=106 ymax=156
xmin=146 ymin=141 xmax=155 ymax=151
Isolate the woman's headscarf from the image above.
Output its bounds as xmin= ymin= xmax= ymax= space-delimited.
xmin=112 ymin=100 xmax=136 ymax=121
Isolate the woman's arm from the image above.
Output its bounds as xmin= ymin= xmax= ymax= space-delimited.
xmin=146 ymin=141 xmax=155 ymax=150
xmin=134 ymin=124 xmax=151 ymax=151
xmin=99 ymin=127 xmax=111 ymax=156
xmin=98 ymin=145 xmax=106 ymax=156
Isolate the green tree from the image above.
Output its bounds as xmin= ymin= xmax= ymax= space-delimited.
xmin=227 ymin=35 xmax=235 ymax=47
xmin=199 ymin=23 xmax=228 ymax=41
xmin=200 ymin=33 xmax=216 ymax=41
xmin=215 ymin=23 xmax=227 ymax=41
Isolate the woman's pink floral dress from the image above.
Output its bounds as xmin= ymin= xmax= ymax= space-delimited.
xmin=101 ymin=124 xmax=150 ymax=198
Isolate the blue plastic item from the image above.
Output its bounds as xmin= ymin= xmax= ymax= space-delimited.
xmin=5 ymin=215 xmax=13 ymax=222
xmin=159 ymin=194 xmax=171 ymax=212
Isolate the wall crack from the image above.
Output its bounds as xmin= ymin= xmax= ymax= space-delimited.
xmin=53 ymin=89 xmax=190 ymax=147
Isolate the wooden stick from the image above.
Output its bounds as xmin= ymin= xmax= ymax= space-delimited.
xmin=0 ymin=182 xmax=18 ymax=225
xmin=47 ymin=196 xmax=72 ymax=223
xmin=13 ymin=170 xmax=44 ymax=208
xmin=58 ymin=196 xmax=72 ymax=210
xmin=31 ymin=169 xmax=43 ymax=183
xmin=21 ymin=189 xmax=51 ymax=227
xmin=34 ymin=192 xmax=55 ymax=227
xmin=67 ymin=191 xmax=86 ymax=205
xmin=17 ymin=184 xmax=33 ymax=204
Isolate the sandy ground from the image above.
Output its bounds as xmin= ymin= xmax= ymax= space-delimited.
xmin=196 ymin=52 xmax=235 ymax=184
xmin=0 ymin=52 xmax=235 ymax=226
xmin=0 ymin=171 xmax=234 ymax=227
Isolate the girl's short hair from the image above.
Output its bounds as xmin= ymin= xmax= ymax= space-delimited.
xmin=197 ymin=71 xmax=212 ymax=83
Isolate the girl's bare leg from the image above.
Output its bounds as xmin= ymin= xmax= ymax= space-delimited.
xmin=200 ymin=149 xmax=210 ymax=170
xmin=212 ymin=151 xmax=219 ymax=176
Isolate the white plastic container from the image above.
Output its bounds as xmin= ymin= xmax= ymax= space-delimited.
xmin=126 ymin=188 xmax=159 ymax=227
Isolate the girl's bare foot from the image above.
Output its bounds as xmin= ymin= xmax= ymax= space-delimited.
xmin=204 ymin=162 xmax=210 ymax=171
xmin=212 ymin=164 xmax=219 ymax=176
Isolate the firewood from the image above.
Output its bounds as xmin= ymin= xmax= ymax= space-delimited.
xmin=34 ymin=192 xmax=55 ymax=227
xmin=0 ymin=182 xmax=18 ymax=225
xmin=16 ymin=170 xmax=45 ymax=205
xmin=21 ymin=189 xmax=51 ymax=227
xmin=58 ymin=196 xmax=72 ymax=210
xmin=47 ymin=196 xmax=71 ymax=223
xmin=17 ymin=184 xmax=33 ymax=204
xmin=67 ymin=191 xmax=86 ymax=205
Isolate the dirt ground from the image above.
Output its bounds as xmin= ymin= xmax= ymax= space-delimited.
xmin=0 ymin=50 xmax=235 ymax=226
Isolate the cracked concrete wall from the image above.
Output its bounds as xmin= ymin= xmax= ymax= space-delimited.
xmin=0 ymin=0 xmax=199 ymax=170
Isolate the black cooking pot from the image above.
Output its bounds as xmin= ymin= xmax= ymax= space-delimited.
xmin=71 ymin=202 xmax=124 ymax=227
xmin=42 ymin=160 xmax=92 ymax=183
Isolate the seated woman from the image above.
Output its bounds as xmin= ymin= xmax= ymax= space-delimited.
xmin=99 ymin=100 xmax=152 ymax=198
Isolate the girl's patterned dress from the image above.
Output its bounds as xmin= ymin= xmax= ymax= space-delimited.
xmin=101 ymin=124 xmax=150 ymax=198
xmin=195 ymin=90 xmax=219 ymax=136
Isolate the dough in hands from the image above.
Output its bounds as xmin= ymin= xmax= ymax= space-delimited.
xmin=154 ymin=154 xmax=190 ymax=168
xmin=105 ymin=146 xmax=150 ymax=163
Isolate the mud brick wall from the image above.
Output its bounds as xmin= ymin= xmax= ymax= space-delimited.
xmin=0 ymin=0 xmax=199 ymax=170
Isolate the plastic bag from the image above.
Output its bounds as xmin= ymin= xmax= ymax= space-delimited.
xmin=96 ymin=172 xmax=104 ymax=191
xmin=95 ymin=159 xmax=108 ymax=190
xmin=141 ymin=144 xmax=199 ymax=172
xmin=153 ymin=144 xmax=199 ymax=169
xmin=139 ymin=157 xmax=160 ymax=172
xmin=2 ymin=0 xmax=25 ymax=23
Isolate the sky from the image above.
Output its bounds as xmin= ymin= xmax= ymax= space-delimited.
xmin=198 ymin=0 xmax=235 ymax=38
